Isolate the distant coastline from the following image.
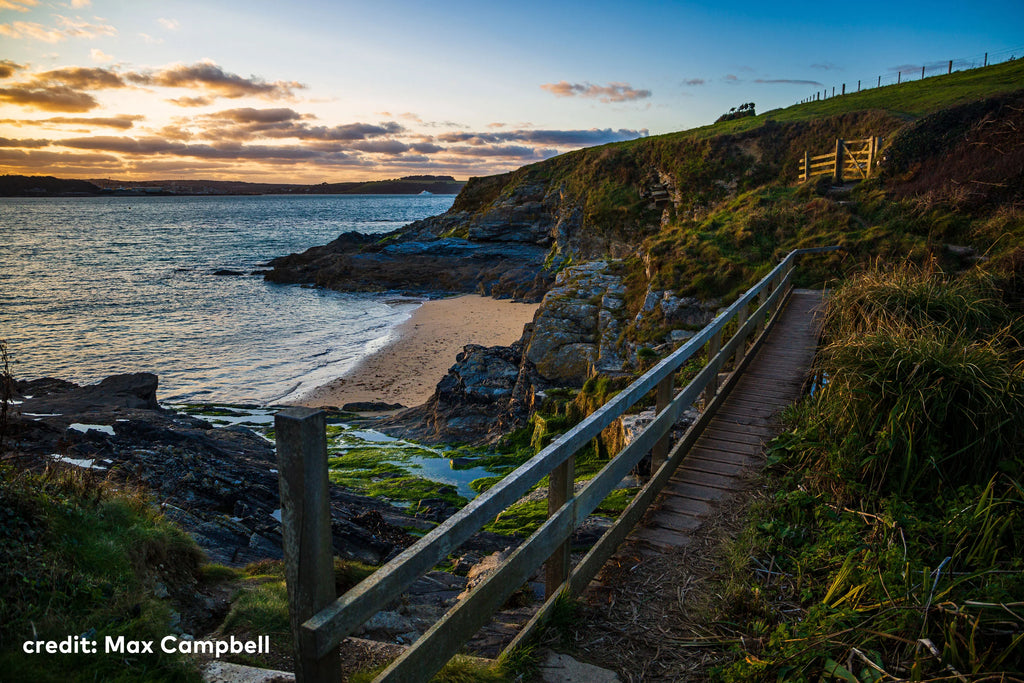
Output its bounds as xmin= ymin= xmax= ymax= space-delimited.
xmin=0 ymin=173 xmax=465 ymax=197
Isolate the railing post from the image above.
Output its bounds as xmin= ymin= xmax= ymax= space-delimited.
xmin=651 ymin=374 xmax=674 ymax=472
xmin=275 ymin=407 xmax=341 ymax=683
xmin=834 ymin=138 xmax=844 ymax=184
xmin=802 ymin=150 xmax=809 ymax=181
xmin=702 ymin=330 xmax=723 ymax=407
xmin=756 ymin=285 xmax=769 ymax=336
xmin=545 ymin=453 xmax=575 ymax=598
xmin=732 ymin=301 xmax=749 ymax=369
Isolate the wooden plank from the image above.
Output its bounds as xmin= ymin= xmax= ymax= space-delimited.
xmin=663 ymin=481 xmax=729 ymax=501
xmin=655 ymin=495 xmax=713 ymax=516
xmin=700 ymin=428 xmax=767 ymax=447
xmin=633 ymin=526 xmax=693 ymax=549
xmin=646 ymin=512 xmax=703 ymax=534
xmin=684 ymin=455 xmax=749 ymax=476
xmin=690 ymin=441 xmax=760 ymax=460
xmin=670 ymin=468 xmax=738 ymax=489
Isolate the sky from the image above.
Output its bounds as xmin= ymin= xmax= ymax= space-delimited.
xmin=1 ymin=0 xmax=1021 ymax=183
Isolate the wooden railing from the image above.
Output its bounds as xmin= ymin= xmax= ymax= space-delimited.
xmin=800 ymin=137 xmax=880 ymax=183
xmin=274 ymin=246 xmax=840 ymax=682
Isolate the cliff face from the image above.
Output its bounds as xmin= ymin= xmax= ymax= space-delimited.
xmin=268 ymin=87 xmax=1024 ymax=443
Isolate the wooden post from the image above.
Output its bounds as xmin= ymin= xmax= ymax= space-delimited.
xmin=948 ymin=60 xmax=953 ymax=74
xmin=732 ymin=301 xmax=749 ymax=369
xmin=275 ymin=407 xmax=341 ymax=683
xmin=834 ymin=138 xmax=844 ymax=184
xmin=832 ymin=86 xmax=835 ymax=97
xmin=841 ymin=83 xmax=845 ymax=95
xmin=921 ymin=65 xmax=925 ymax=79
xmin=898 ymin=71 xmax=901 ymax=84
xmin=984 ymin=52 xmax=988 ymax=67
xmin=858 ymin=79 xmax=861 ymax=92
xmin=702 ymin=331 xmax=723 ymax=407
xmin=756 ymin=286 xmax=769 ymax=336
xmin=878 ymin=75 xmax=881 ymax=87
xmin=802 ymin=150 xmax=810 ymax=181
xmin=651 ymin=374 xmax=674 ymax=472
xmin=545 ymin=454 xmax=574 ymax=598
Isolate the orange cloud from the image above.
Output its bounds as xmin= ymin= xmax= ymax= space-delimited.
xmin=0 ymin=84 xmax=98 ymax=111
xmin=540 ymin=81 xmax=652 ymax=103
xmin=132 ymin=61 xmax=305 ymax=102
xmin=0 ymin=0 xmax=41 ymax=12
xmin=0 ymin=60 xmax=26 ymax=78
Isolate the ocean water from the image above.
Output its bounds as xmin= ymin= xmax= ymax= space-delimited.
xmin=0 ymin=194 xmax=455 ymax=404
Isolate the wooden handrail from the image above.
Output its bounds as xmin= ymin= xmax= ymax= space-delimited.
xmin=275 ymin=246 xmax=840 ymax=682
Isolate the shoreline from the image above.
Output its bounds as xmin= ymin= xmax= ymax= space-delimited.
xmin=289 ymin=294 xmax=539 ymax=410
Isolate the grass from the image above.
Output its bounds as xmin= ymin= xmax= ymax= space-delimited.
xmin=215 ymin=558 xmax=376 ymax=671
xmin=0 ymin=466 xmax=206 ymax=682
xmin=707 ymin=264 xmax=1024 ymax=681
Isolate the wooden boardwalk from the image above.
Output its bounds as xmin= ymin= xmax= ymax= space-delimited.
xmin=632 ymin=289 xmax=826 ymax=551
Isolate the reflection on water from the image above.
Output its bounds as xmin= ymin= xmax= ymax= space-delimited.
xmin=1 ymin=194 xmax=454 ymax=403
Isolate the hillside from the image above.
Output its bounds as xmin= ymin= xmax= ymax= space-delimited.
xmin=268 ymin=57 xmax=1024 ymax=443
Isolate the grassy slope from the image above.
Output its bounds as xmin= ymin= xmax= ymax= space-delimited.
xmin=705 ymin=265 xmax=1024 ymax=682
xmin=455 ymin=59 xmax=1024 ymax=310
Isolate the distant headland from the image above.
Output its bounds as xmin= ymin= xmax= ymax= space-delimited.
xmin=0 ymin=174 xmax=465 ymax=197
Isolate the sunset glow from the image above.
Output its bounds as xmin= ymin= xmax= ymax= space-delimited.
xmin=1 ymin=0 xmax=1021 ymax=183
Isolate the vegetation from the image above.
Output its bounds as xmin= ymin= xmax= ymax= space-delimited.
xmin=0 ymin=466 xmax=206 ymax=682
xmin=710 ymin=264 xmax=1024 ymax=681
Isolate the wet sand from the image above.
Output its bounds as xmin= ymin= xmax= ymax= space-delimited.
xmin=291 ymin=294 xmax=538 ymax=410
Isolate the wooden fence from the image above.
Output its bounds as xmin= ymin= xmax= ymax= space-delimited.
xmin=800 ymin=137 xmax=880 ymax=183
xmin=274 ymin=246 xmax=840 ymax=682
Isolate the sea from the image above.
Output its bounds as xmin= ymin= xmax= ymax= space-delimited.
xmin=0 ymin=193 xmax=456 ymax=405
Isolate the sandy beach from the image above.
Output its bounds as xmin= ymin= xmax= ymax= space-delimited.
xmin=292 ymin=294 xmax=539 ymax=410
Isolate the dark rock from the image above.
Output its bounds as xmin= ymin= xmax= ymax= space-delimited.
xmin=212 ymin=269 xmax=244 ymax=276
xmin=341 ymin=401 xmax=405 ymax=412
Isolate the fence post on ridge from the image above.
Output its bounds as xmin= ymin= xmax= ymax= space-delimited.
xmin=276 ymin=407 xmax=341 ymax=683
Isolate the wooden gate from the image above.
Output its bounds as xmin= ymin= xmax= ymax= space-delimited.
xmin=800 ymin=137 xmax=880 ymax=182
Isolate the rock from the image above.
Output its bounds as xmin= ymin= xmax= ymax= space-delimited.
xmin=340 ymin=401 xmax=405 ymax=412
xmin=359 ymin=610 xmax=414 ymax=638
xmin=457 ymin=549 xmax=514 ymax=601
xmin=539 ymin=651 xmax=621 ymax=682
xmin=8 ymin=373 xmax=424 ymax=568
xmin=212 ymin=269 xmax=244 ymax=276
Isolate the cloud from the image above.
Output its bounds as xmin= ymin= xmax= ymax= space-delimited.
xmin=35 ymin=66 xmax=127 ymax=89
xmin=682 ymin=78 xmax=706 ymax=86
xmin=0 ymin=15 xmax=115 ymax=41
xmin=0 ymin=0 xmax=39 ymax=12
xmin=810 ymin=62 xmax=841 ymax=71
xmin=754 ymin=78 xmax=824 ymax=86
xmin=90 ymin=48 xmax=112 ymax=63
xmin=158 ymin=17 xmax=179 ymax=30
xmin=0 ymin=84 xmax=98 ymax=111
xmin=41 ymin=114 xmax=143 ymax=128
xmin=723 ymin=74 xmax=739 ymax=82
xmin=70 ymin=0 xmax=91 ymax=7
xmin=0 ymin=21 xmax=65 ymax=42
xmin=168 ymin=95 xmax=212 ymax=107
xmin=0 ymin=136 xmax=50 ymax=147
xmin=0 ymin=59 xmax=25 ymax=78
xmin=437 ymin=127 xmax=647 ymax=146
xmin=131 ymin=61 xmax=305 ymax=101
xmin=540 ymin=80 xmax=652 ymax=103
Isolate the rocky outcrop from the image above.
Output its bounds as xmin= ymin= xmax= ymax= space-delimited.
xmin=4 ymin=374 xmax=423 ymax=567
xmin=265 ymin=230 xmax=553 ymax=301
xmin=525 ymin=262 xmax=629 ymax=382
